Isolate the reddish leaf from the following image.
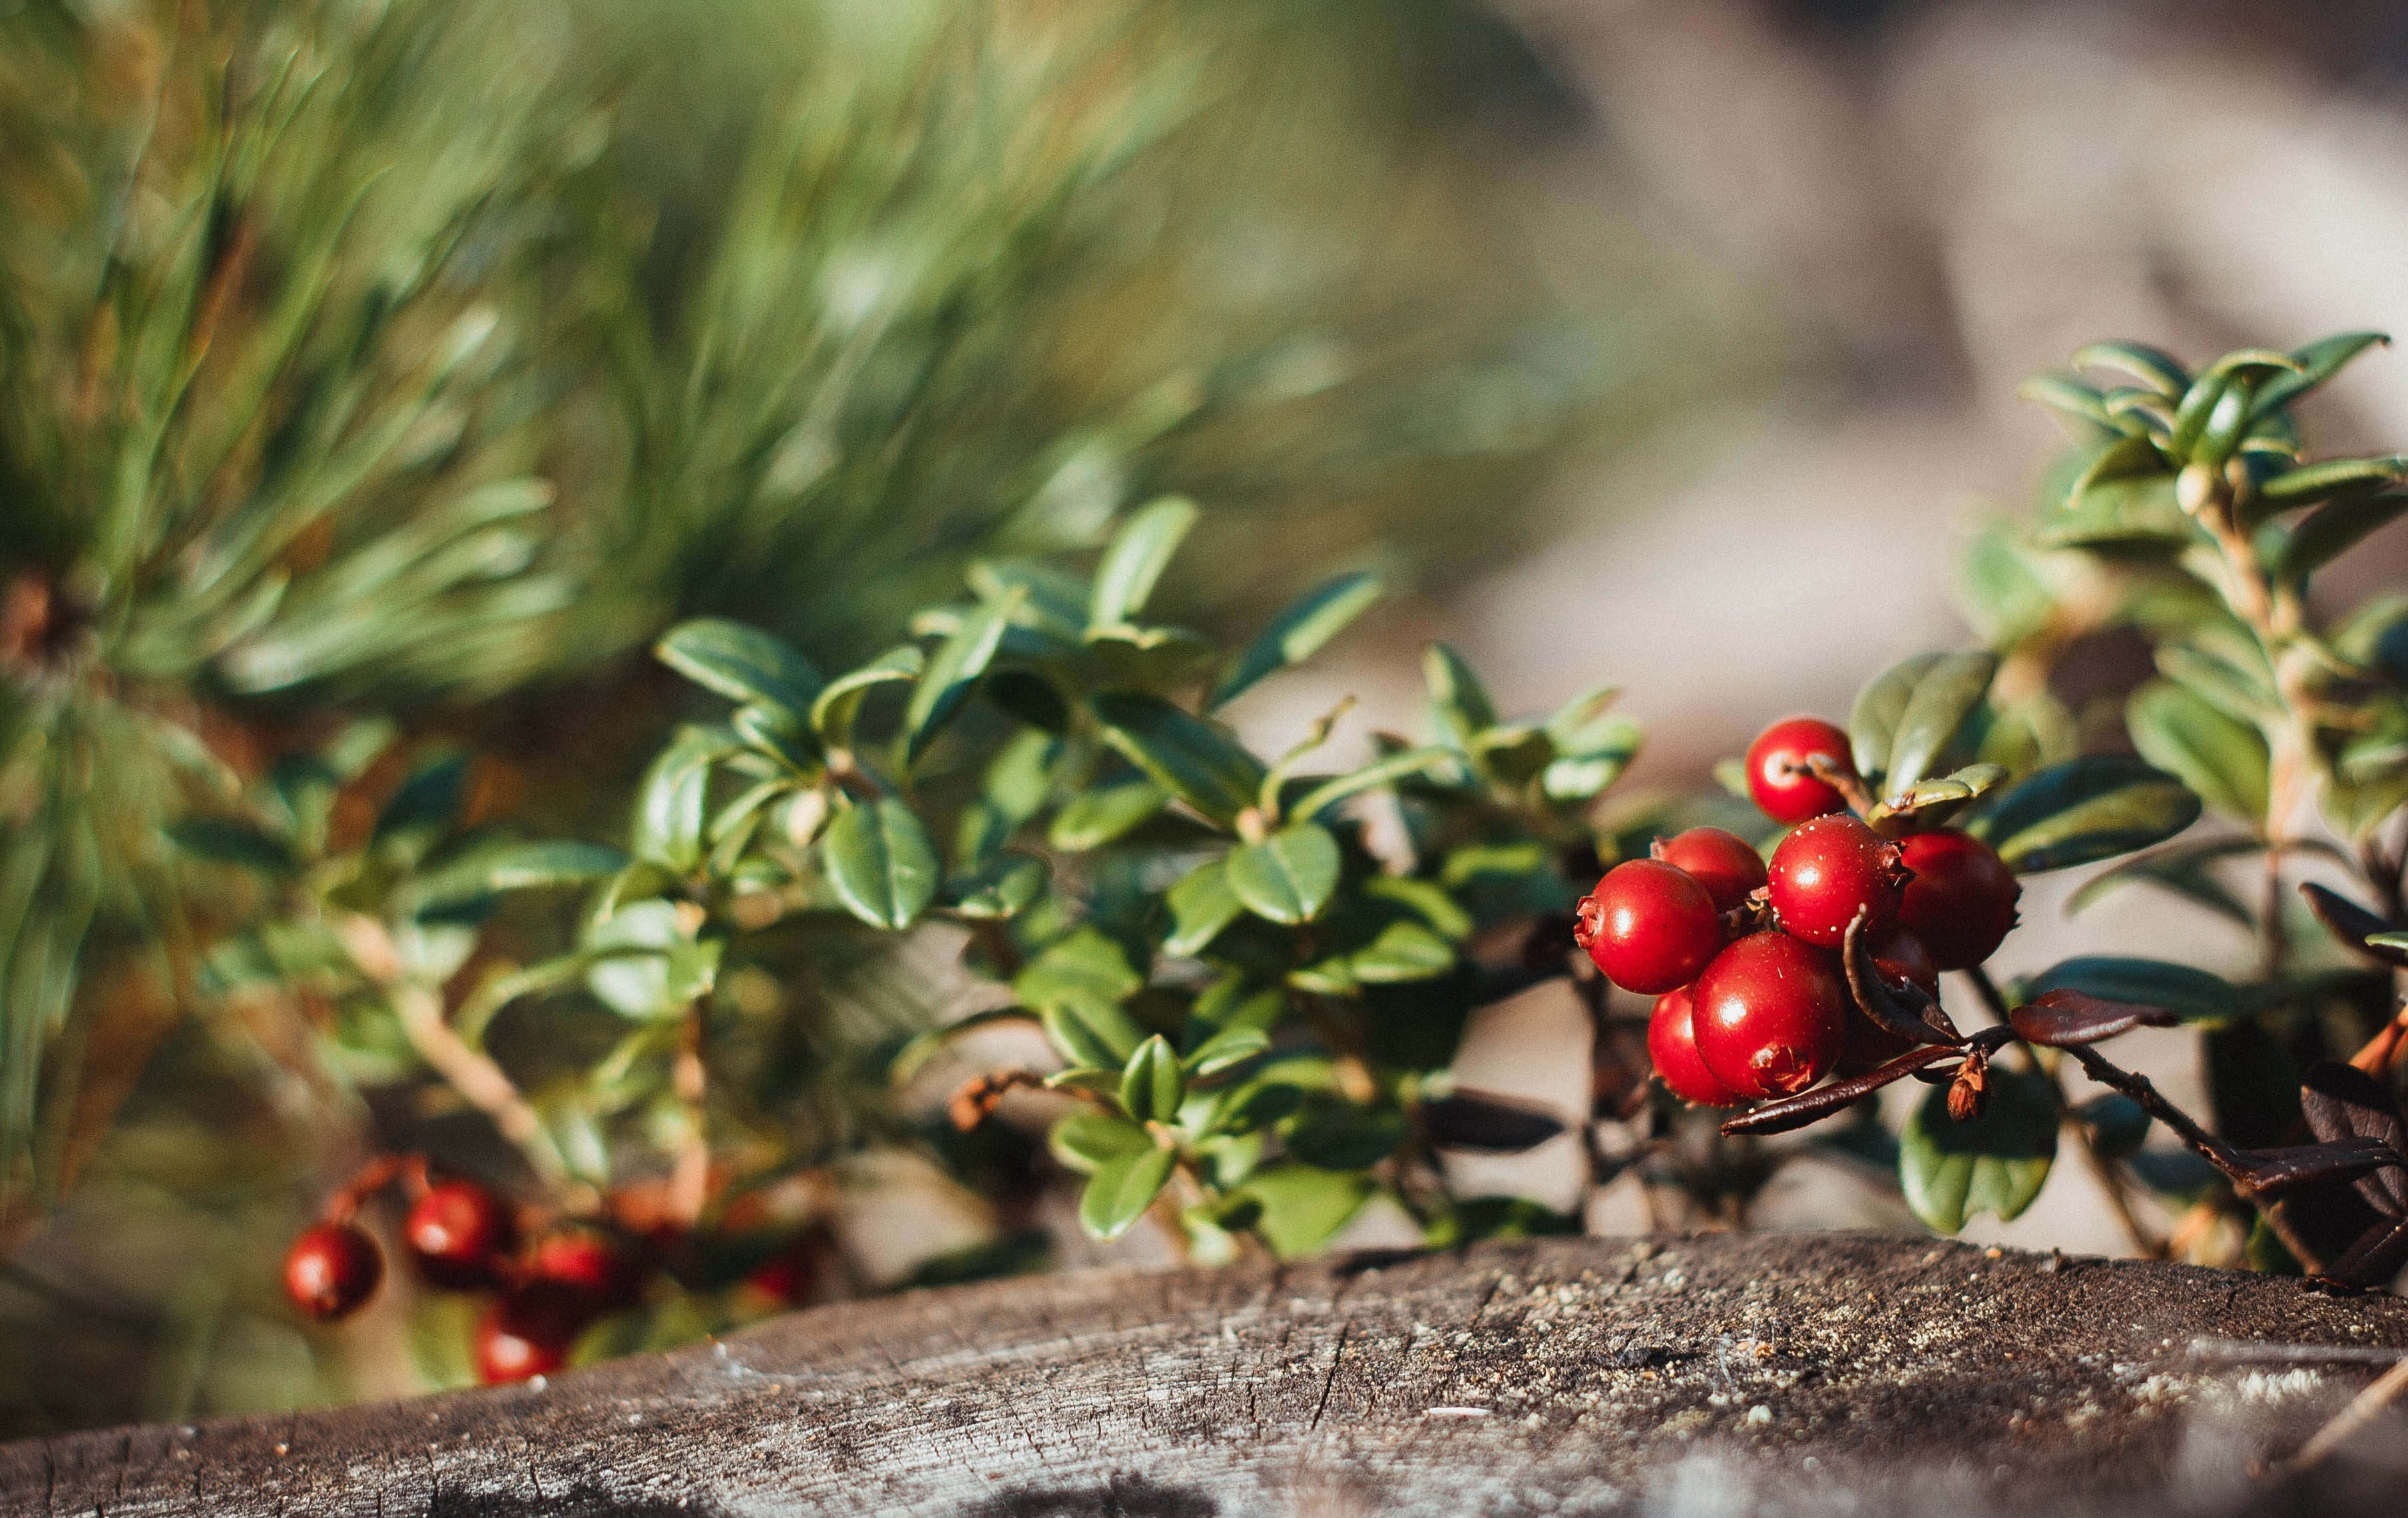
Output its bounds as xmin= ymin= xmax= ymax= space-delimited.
xmin=1840 ymin=913 xmax=1959 ymax=1048
xmin=2300 ymin=882 xmax=2408 ymax=970
xmin=1720 ymin=1044 xmax=1961 ymax=1137
xmin=2233 ymin=1137 xmax=2402 ymax=1200
xmin=2008 ymin=988 xmax=2178 ymax=1047
xmin=2301 ymin=1061 xmax=2408 ymax=1216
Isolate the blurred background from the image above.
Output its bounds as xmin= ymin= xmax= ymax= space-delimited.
xmin=7 ymin=0 xmax=2408 ymax=1437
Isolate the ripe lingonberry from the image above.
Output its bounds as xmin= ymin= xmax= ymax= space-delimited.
xmin=1650 ymin=826 xmax=1766 ymax=912
xmin=284 ymin=1222 xmax=383 ymax=1322
xmin=1647 ymin=986 xmax=1742 ymax=1107
xmin=475 ymin=1283 xmax=589 ymax=1384
xmin=403 ymin=1178 xmax=517 ymax=1290
xmin=529 ymin=1227 xmax=646 ymax=1314
xmin=1574 ymin=859 xmax=1724 ymax=995
xmin=1744 ymin=716 xmax=1857 ymax=824
xmin=1836 ymin=926 xmax=1939 ymax=1074
xmin=747 ymin=1227 xmax=838 ymax=1307
xmin=1897 ymin=828 xmax=2021 ymax=970
xmin=1766 ymin=814 xmax=1907 ymax=949
xmin=1690 ymin=931 xmax=1845 ymax=1098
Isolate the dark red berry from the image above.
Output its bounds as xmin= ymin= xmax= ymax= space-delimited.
xmin=747 ymin=1227 xmax=838 ymax=1307
xmin=1574 ymin=860 xmax=1724 ymax=995
xmin=1650 ymin=827 xmax=1766 ymax=912
xmin=1745 ymin=717 xmax=1857 ymax=824
xmin=474 ymin=1284 xmax=589 ymax=1385
xmin=1766 ymin=814 xmax=1907 ymax=949
xmin=529 ymin=1227 xmax=645 ymax=1314
xmin=284 ymin=1222 xmax=383 ymax=1322
xmin=1647 ymin=987 xmax=1742 ymax=1107
xmin=1691 ymin=932 xmax=1846 ymax=1099
xmin=403 ymin=1179 xmax=517 ymax=1290
xmin=1897 ymin=828 xmax=2021 ymax=970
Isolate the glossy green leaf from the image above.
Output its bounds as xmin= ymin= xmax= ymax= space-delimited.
xmin=1015 ymin=927 xmax=1145 ymax=1011
xmin=373 ymin=756 xmax=468 ymax=850
xmin=887 ymin=1007 xmax=1043 ymax=1088
xmin=2250 ymin=454 xmax=2408 ymax=515
xmin=1186 ymin=973 xmax=1285 ymax=1049
xmin=1120 ymin=1035 xmax=1186 ymax=1124
xmin=903 ymin=588 xmax=1022 ymax=765
xmin=2071 ymin=341 xmax=2188 ymax=398
xmin=1970 ymin=756 xmax=2202 ymax=873
xmin=1883 ymin=650 xmax=1998 ymax=794
xmin=1039 ymin=995 xmax=1148 ymax=1072
xmin=1296 ymin=918 xmax=1455 ymax=991
xmin=1090 ymin=692 xmax=1264 ymax=826
xmin=2127 ymin=679 xmax=2270 ymax=824
xmin=2023 ymin=955 xmax=2239 ymax=1025
xmin=631 ymin=727 xmax=731 ymax=872
xmin=1849 ymin=652 xmax=1944 ymax=779
xmin=655 ymin=619 xmax=824 ymax=719
xmin=2276 ymin=495 xmax=2408 ymax=585
xmin=2248 ymin=332 xmax=2389 ymax=420
xmin=1226 ymin=822 xmax=1341 ymax=925
xmin=1541 ymin=726 xmax=1640 ymax=802
xmin=2016 ymin=372 xmax=2116 ymax=431
xmin=2043 ymin=470 xmax=2189 ymax=549
xmin=1048 ymin=777 xmax=1169 ymax=852
xmin=949 ymin=852 xmax=1048 ymax=920
xmin=1361 ymin=876 xmax=1474 ymax=941
xmin=2077 ymin=1095 xmax=2152 ymax=1161
xmin=730 ymin=704 xmax=820 ymax=773
xmin=583 ymin=900 xmax=704 ymax=1020
xmin=1078 ymin=1142 xmax=1176 ymax=1241
xmin=1234 ymin=1163 xmax=1373 ymax=1259
xmin=1284 ymin=1093 xmax=1408 ymax=1170
xmin=1088 ymin=496 xmax=1198 ymax=629
xmin=820 ymin=799 xmax=939 ymax=929
xmin=1210 ymin=573 xmax=1383 ymax=708
xmin=166 ymin=818 xmax=294 ymax=874
xmin=1049 ymin=1110 xmax=1153 ymax=1174
xmin=1865 ymin=763 xmax=2006 ymax=834
xmin=810 ymin=644 xmax=924 ymax=747
xmin=1423 ymin=643 xmax=1498 ymax=746
xmin=1899 ymin=1065 xmax=2057 ymax=1234
xmin=1290 ymin=747 xmax=1462 ymax=824
xmin=1164 ymin=859 xmax=1244 ymax=956
xmin=1185 ymin=1026 xmax=1272 ymax=1078
xmin=413 ymin=840 xmax=628 ymax=917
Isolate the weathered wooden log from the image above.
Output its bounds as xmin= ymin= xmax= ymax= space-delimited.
xmin=8 ymin=1232 xmax=2408 ymax=1515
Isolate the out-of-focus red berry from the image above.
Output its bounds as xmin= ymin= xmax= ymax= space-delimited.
xmin=284 ymin=1222 xmax=383 ymax=1322
xmin=403 ymin=1179 xmax=518 ymax=1290
xmin=474 ymin=1284 xmax=588 ymax=1385
xmin=1897 ymin=828 xmax=2021 ymax=970
xmin=1647 ymin=987 xmax=1743 ymax=1107
xmin=1574 ymin=860 xmax=1724 ymax=995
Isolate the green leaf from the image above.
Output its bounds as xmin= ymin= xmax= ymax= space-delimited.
xmin=1882 ymin=651 xmax=1998 ymax=794
xmin=1040 ymin=995 xmax=1149 ymax=1072
xmin=903 ymin=588 xmax=1021 ymax=766
xmin=655 ymin=619 xmax=824 ymax=719
xmin=166 ymin=817 xmax=294 ymax=874
xmin=949 ymin=852 xmax=1048 ymax=920
xmin=2043 ymin=470 xmax=2190 ymax=549
xmin=1295 ymin=919 xmax=1455 ymax=992
xmin=1284 ymin=1093 xmax=1407 ymax=1170
xmin=1899 ymin=1065 xmax=2057 ymax=1234
xmin=1185 ymin=1026 xmax=1272 ymax=1078
xmin=1970 ymin=756 xmax=2202 ymax=873
xmin=2064 ymin=838 xmax=2258 ymax=927
xmin=1165 ymin=859 xmax=1244 ymax=955
xmin=2276 ymin=495 xmax=2408 ymax=585
xmin=631 ymin=727 xmax=731 ymax=872
xmin=2071 ymin=341 xmax=2188 ymax=398
xmin=1079 ymin=1143 xmax=1176 ymax=1241
xmin=1016 ymin=927 xmax=1146 ymax=1010
xmin=2016 ymin=372 xmax=2117 ymax=431
xmin=1849 ymin=653 xmax=1944 ymax=780
xmin=373 ymin=756 xmax=469 ymax=850
xmin=2250 ymin=454 xmax=2408 ymax=513
xmin=1120 ymin=1035 xmax=1187 ymax=1124
xmin=1361 ymin=876 xmax=1474 ymax=941
xmin=2023 ymin=956 xmax=2239 ymax=1025
xmin=1290 ymin=747 xmax=1462 ymax=822
xmin=1210 ymin=573 xmax=1383 ymax=708
xmin=1234 ymin=1163 xmax=1373 ymax=1258
xmin=730 ymin=704 xmax=820 ymax=773
xmin=413 ymin=840 xmax=628 ymax=917
xmin=1865 ymin=763 xmax=2007 ymax=834
xmin=2127 ymin=679 xmax=2270 ymax=824
xmin=583 ymin=900 xmax=701 ymax=1019
xmin=888 ymin=1007 xmax=1043 ymax=1088
xmin=1088 ymin=496 xmax=1198 ymax=629
xmin=1090 ymin=692 xmax=1265 ymax=826
xmin=1423 ymin=644 xmax=1498 ymax=746
xmin=1049 ymin=1110 xmax=1154 ymax=1174
xmin=1226 ymin=822 xmax=1341 ymax=925
xmin=2249 ymin=332 xmax=2389 ymax=420
xmin=810 ymin=644 xmax=924 ymax=748
xmin=1047 ymin=777 xmax=1169 ymax=851
xmin=820 ymin=800 xmax=939 ymax=929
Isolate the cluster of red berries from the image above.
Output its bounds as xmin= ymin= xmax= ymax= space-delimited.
xmin=282 ymin=1170 xmax=646 ymax=1384
xmin=1576 ymin=716 xmax=2021 ymax=1108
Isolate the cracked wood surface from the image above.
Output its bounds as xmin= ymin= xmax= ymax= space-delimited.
xmin=8 ymin=1232 xmax=2408 ymax=1515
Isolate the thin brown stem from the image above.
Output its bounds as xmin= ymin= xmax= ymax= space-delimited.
xmin=2063 ymin=1110 xmax=2163 ymax=1259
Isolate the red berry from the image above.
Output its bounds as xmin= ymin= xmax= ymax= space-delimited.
xmin=1690 ymin=932 xmax=1845 ymax=1099
xmin=1650 ymin=827 xmax=1766 ymax=912
xmin=1766 ymin=814 xmax=1906 ymax=949
xmin=403 ymin=1179 xmax=518 ymax=1290
xmin=1574 ymin=860 xmax=1724 ymax=995
xmin=1897 ymin=828 xmax=2021 ymax=970
xmin=1647 ymin=987 xmax=1742 ymax=1107
xmin=529 ymin=1227 xmax=646 ymax=1314
xmin=284 ymin=1222 xmax=383 ymax=1322
xmin=747 ymin=1228 xmax=837 ymax=1307
xmin=1745 ymin=717 xmax=1857 ymax=824
xmin=474 ymin=1284 xmax=589 ymax=1384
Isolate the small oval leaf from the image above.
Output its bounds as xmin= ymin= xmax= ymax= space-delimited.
xmin=1079 ymin=1143 xmax=1176 ymax=1241
xmin=820 ymin=799 xmax=939 ymax=930
xmin=1226 ymin=822 xmax=1341 ymax=925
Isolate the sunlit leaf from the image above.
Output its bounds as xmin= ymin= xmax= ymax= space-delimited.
xmin=820 ymin=799 xmax=938 ymax=929
xmin=1899 ymin=1065 xmax=2056 ymax=1233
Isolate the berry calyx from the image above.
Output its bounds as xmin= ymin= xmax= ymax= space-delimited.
xmin=1744 ymin=716 xmax=1858 ymax=824
xmin=1897 ymin=828 xmax=2021 ymax=970
xmin=1647 ymin=987 xmax=1742 ymax=1107
xmin=474 ymin=1284 xmax=589 ymax=1385
xmin=284 ymin=1222 xmax=383 ymax=1322
xmin=1574 ymin=859 xmax=1724 ymax=995
xmin=529 ymin=1226 xmax=646 ymax=1314
xmin=1766 ymin=814 xmax=1907 ymax=949
xmin=1650 ymin=826 xmax=1767 ymax=912
xmin=1690 ymin=931 xmax=1846 ymax=1099
xmin=403 ymin=1178 xmax=518 ymax=1291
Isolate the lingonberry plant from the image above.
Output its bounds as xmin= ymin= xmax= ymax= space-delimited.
xmin=193 ymin=331 xmax=2408 ymax=1388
